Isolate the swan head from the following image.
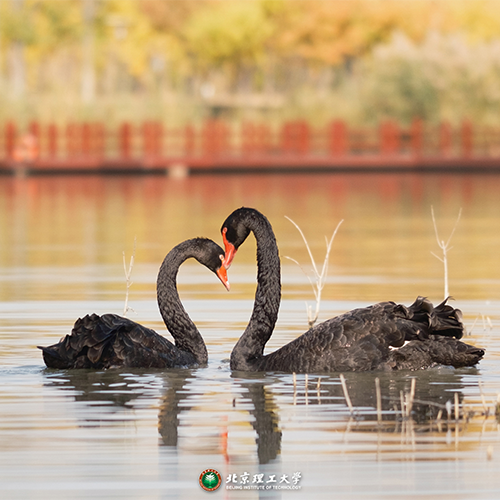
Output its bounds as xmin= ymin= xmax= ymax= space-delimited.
xmin=220 ymin=207 xmax=254 ymax=269
xmin=209 ymin=250 xmax=230 ymax=291
xmin=186 ymin=238 xmax=230 ymax=291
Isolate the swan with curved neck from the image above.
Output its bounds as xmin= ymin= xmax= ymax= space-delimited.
xmin=221 ymin=207 xmax=484 ymax=372
xmin=39 ymin=238 xmax=229 ymax=369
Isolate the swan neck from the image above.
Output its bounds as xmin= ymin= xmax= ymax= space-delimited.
xmin=157 ymin=248 xmax=208 ymax=364
xmin=231 ymin=214 xmax=281 ymax=370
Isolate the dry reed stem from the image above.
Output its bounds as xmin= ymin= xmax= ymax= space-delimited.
xmin=446 ymin=400 xmax=452 ymax=421
xmin=478 ymin=380 xmax=489 ymax=415
xmin=430 ymin=206 xmax=462 ymax=299
xmin=375 ymin=377 xmax=382 ymax=423
xmin=123 ymin=237 xmax=137 ymax=317
xmin=469 ymin=315 xmax=479 ymax=336
xmin=284 ymin=216 xmax=343 ymax=327
xmin=293 ymin=372 xmax=297 ymax=406
xmin=437 ymin=409 xmax=443 ymax=433
xmin=406 ymin=378 xmax=416 ymax=418
xmin=339 ymin=374 xmax=354 ymax=414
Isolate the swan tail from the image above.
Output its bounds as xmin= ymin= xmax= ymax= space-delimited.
xmin=389 ymin=336 xmax=484 ymax=370
xmin=408 ymin=296 xmax=465 ymax=340
xmin=38 ymin=314 xmax=122 ymax=369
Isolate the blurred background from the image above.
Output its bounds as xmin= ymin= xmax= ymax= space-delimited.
xmin=1 ymin=0 xmax=500 ymax=128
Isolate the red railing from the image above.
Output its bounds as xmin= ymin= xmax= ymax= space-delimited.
xmin=1 ymin=119 xmax=500 ymax=174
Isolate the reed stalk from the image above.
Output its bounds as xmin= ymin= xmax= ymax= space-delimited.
xmin=123 ymin=237 xmax=137 ymax=317
xmin=285 ymin=216 xmax=343 ymax=327
xmin=340 ymin=374 xmax=354 ymax=414
xmin=431 ymin=206 xmax=462 ymax=299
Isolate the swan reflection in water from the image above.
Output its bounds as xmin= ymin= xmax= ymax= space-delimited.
xmin=41 ymin=368 xmax=281 ymax=463
xmin=42 ymin=366 xmax=479 ymax=463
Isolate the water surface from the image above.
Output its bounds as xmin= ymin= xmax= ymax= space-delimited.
xmin=1 ymin=172 xmax=500 ymax=499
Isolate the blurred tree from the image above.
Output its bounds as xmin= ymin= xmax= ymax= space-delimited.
xmin=359 ymin=31 xmax=500 ymax=124
xmin=188 ymin=2 xmax=272 ymax=65
xmin=139 ymin=0 xmax=209 ymax=33
xmin=264 ymin=0 xmax=471 ymax=65
xmin=1 ymin=0 xmax=500 ymax=125
xmin=81 ymin=0 xmax=96 ymax=103
xmin=3 ymin=0 xmax=32 ymax=98
xmin=447 ymin=0 xmax=500 ymax=41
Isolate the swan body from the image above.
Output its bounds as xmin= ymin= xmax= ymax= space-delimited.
xmin=39 ymin=238 xmax=229 ymax=369
xmin=221 ymin=207 xmax=484 ymax=373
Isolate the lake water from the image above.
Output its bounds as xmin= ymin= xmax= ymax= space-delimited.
xmin=1 ymin=172 xmax=500 ymax=499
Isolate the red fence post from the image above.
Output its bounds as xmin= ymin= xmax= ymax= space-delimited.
xmin=82 ymin=123 xmax=91 ymax=158
xmin=410 ymin=119 xmax=423 ymax=157
xmin=392 ymin=122 xmax=400 ymax=153
xmin=155 ymin=122 xmax=164 ymax=157
xmin=241 ymin=122 xmax=254 ymax=155
xmin=5 ymin=122 xmax=17 ymax=159
xmin=220 ymin=121 xmax=229 ymax=155
xmin=380 ymin=122 xmax=388 ymax=154
xmin=47 ymin=124 xmax=58 ymax=158
xmin=25 ymin=121 xmax=40 ymax=161
xmin=184 ymin=125 xmax=195 ymax=157
xmin=280 ymin=122 xmax=292 ymax=153
xmin=120 ymin=122 xmax=132 ymax=159
xmin=94 ymin=123 xmax=105 ymax=160
xmin=202 ymin=121 xmax=213 ymax=156
xmin=461 ymin=120 xmax=473 ymax=158
xmin=66 ymin=123 xmax=78 ymax=158
xmin=143 ymin=122 xmax=152 ymax=157
xmin=142 ymin=121 xmax=163 ymax=158
xmin=279 ymin=121 xmax=309 ymax=155
xmin=142 ymin=122 xmax=150 ymax=157
xmin=297 ymin=121 xmax=310 ymax=154
xmin=28 ymin=121 xmax=40 ymax=142
xmin=329 ymin=120 xmax=347 ymax=156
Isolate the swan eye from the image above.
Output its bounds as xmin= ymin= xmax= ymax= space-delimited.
xmin=219 ymin=254 xmax=224 ymax=263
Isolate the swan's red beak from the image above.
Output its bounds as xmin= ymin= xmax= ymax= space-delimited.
xmin=221 ymin=228 xmax=237 ymax=269
xmin=216 ymin=264 xmax=230 ymax=291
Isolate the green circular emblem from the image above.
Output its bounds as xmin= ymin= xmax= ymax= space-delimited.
xmin=199 ymin=469 xmax=222 ymax=491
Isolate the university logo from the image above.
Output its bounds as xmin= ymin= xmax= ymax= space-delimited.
xmin=199 ymin=469 xmax=222 ymax=491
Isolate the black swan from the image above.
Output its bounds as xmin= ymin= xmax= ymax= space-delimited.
xmin=220 ymin=207 xmax=484 ymax=372
xmin=39 ymin=238 xmax=229 ymax=369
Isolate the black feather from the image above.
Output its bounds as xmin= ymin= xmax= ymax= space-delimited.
xmin=38 ymin=238 xmax=225 ymax=370
xmin=223 ymin=207 xmax=484 ymax=373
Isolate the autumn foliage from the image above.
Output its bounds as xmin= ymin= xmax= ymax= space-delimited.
xmin=1 ymin=0 xmax=500 ymax=125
